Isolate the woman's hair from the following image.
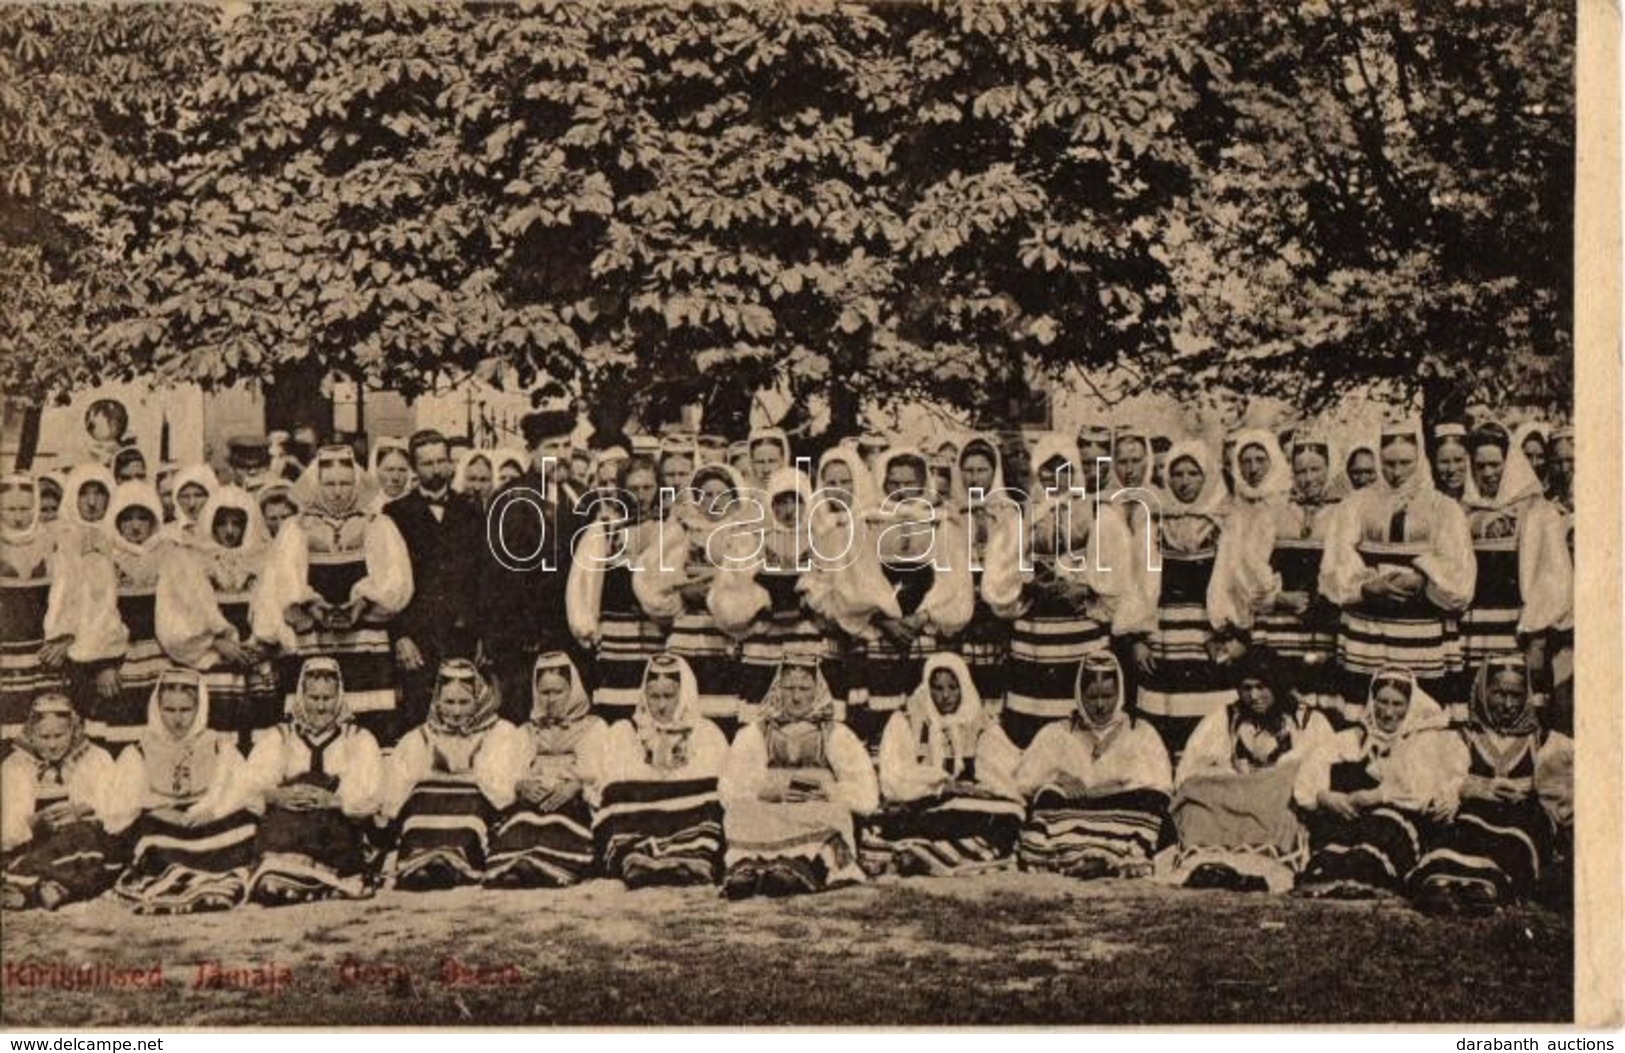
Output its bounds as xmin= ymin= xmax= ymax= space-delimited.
xmin=1469 ymin=423 xmax=1511 ymax=456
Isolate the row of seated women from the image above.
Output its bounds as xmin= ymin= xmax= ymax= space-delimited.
xmin=2 ymin=642 xmax=1570 ymax=919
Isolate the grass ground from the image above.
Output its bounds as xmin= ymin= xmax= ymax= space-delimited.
xmin=0 ymin=871 xmax=1571 ymax=1028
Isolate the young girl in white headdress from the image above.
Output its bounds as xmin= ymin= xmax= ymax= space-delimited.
xmin=483 ymin=652 xmax=606 ymax=888
xmin=160 ymin=463 xmax=220 ymax=549
xmin=719 ymin=657 xmax=878 ymax=899
xmin=235 ymin=656 xmax=384 ymax=905
xmin=106 ymin=668 xmax=258 ymax=913
xmin=593 ymin=653 xmax=729 ymax=888
xmin=866 ymin=653 xmax=1022 ymax=876
xmin=95 ymin=482 xmax=174 ymax=752
xmin=2 ymin=694 xmax=120 ymax=910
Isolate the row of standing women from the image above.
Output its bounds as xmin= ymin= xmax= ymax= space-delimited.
xmin=3 ymin=644 xmax=1570 ymax=920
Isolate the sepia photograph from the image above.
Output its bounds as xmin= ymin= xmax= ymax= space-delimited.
xmin=0 ymin=0 xmax=1615 ymax=1032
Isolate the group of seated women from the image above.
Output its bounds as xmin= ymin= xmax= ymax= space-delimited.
xmin=1 ymin=645 xmax=1571 ymax=920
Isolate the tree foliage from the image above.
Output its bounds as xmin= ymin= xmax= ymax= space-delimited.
xmin=2 ymin=0 xmax=1574 ymax=430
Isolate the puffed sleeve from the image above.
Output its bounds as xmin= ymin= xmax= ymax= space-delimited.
xmin=1384 ymin=729 xmax=1467 ymax=813
xmin=632 ymin=523 xmax=690 ymax=623
xmin=156 ymin=546 xmax=232 ymax=669
xmin=0 ymin=752 xmax=35 ymax=851
xmin=719 ymin=723 xmax=771 ymax=804
xmin=102 ymin=746 xmax=149 ymax=835
xmin=229 ymin=729 xmax=287 ymax=815
xmin=915 ymin=515 xmax=974 ymax=637
xmin=1518 ymin=500 xmax=1573 ymax=637
xmin=1173 ymin=708 xmax=1236 ymax=789
xmin=877 ymin=713 xmax=939 ymax=804
xmin=825 ymin=724 xmax=880 ymax=815
xmin=567 ymin=522 xmax=610 ymax=643
xmin=357 ymin=513 xmax=414 ymax=617
xmin=1415 ymin=494 xmax=1475 ymax=612
xmin=251 ymin=521 xmax=313 ymax=651
xmin=979 ymin=503 xmax=1030 ymax=620
xmin=1119 ymin=723 xmax=1174 ymax=796
xmin=1318 ymin=494 xmax=1377 ymax=607
xmin=45 ymin=546 xmax=127 ymax=664
xmin=1292 ymin=729 xmax=1361 ymax=810
xmin=382 ymin=728 xmax=433 ymax=819
xmin=815 ymin=520 xmax=902 ymax=637
xmin=1014 ymin=722 xmax=1072 ymax=798
xmin=688 ymin=719 xmax=731 ymax=781
xmin=67 ymin=745 xmax=118 ymax=823
xmin=1209 ymin=504 xmax=1278 ymax=634
xmin=190 ymin=736 xmax=247 ymax=821
xmin=1534 ymin=732 xmax=1573 ymax=827
xmin=973 ymin=724 xmax=1022 ymax=800
xmin=474 ymin=721 xmax=525 ymax=810
xmin=707 ymin=524 xmax=772 ymax=638
xmin=573 ymin=720 xmax=609 ymax=803
xmin=337 ymin=728 xmax=386 ymax=819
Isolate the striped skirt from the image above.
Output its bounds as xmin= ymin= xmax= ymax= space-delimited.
xmin=1460 ymin=544 xmax=1521 ymax=667
xmin=1 ymin=579 xmax=65 ymax=749
xmin=390 ymin=777 xmax=495 ymax=891
xmin=246 ymin=803 xmax=372 ymax=906
xmin=484 ymin=794 xmax=597 ymax=888
xmin=594 ymin=777 xmax=724 ymax=889
xmin=954 ymin=606 xmax=1011 ymax=710
xmin=205 ymin=661 xmax=283 ymax=752
xmin=2 ymin=819 xmax=125 ymax=908
xmin=1409 ymin=799 xmax=1553 ymax=905
xmin=1297 ymin=806 xmax=1424 ymax=898
xmin=723 ymin=794 xmax=867 ymax=897
xmin=91 ymin=645 xmax=167 ymax=755
xmin=665 ymin=612 xmax=742 ymax=730
xmin=862 ymin=791 xmax=1024 ymax=877
xmin=1002 ymin=611 xmax=1111 ymax=747
xmin=593 ymin=608 xmax=669 ymax=722
xmin=1335 ymin=606 xmax=1463 ymax=682
xmin=113 ymin=810 xmax=258 ymax=914
xmin=1018 ymin=787 xmax=1169 ymax=876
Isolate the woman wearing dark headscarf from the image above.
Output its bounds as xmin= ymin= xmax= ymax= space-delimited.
xmin=1 ymin=694 xmax=120 ymax=910
xmin=1293 ymin=667 xmax=1451 ymax=899
xmin=720 ymin=657 xmax=878 ymax=899
xmin=1168 ymin=651 xmax=1331 ymax=892
xmin=383 ymin=660 xmax=520 ymax=891
xmin=235 ymin=657 xmax=383 ymax=905
xmin=483 ymin=652 xmax=606 ymax=888
xmin=253 ymin=445 xmax=414 ymax=747
xmin=1408 ymin=656 xmax=1572 ymax=916
xmin=1014 ymin=653 xmax=1172 ymax=880
xmin=594 ymin=653 xmax=728 ymax=888
xmin=866 ymin=653 xmax=1023 ymax=876
xmin=106 ymin=669 xmax=258 ymax=913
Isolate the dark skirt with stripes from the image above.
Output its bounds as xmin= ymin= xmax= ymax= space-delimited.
xmin=1335 ymin=545 xmax=1463 ymax=685
xmin=390 ymin=776 xmax=495 ymax=891
xmin=1298 ymin=805 xmax=1425 ymax=897
xmin=246 ymin=779 xmax=373 ymax=906
xmin=1460 ymin=542 xmax=1521 ymax=666
xmin=954 ymin=581 xmax=1011 ymax=707
xmin=594 ymin=565 xmax=669 ymax=719
xmin=484 ymin=793 xmax=597 ymax=888
xmin=3 ymin=816 xmax=125 ymax=908
xmin=665 ymin=610 xmax=743 ymax=731
xmin=1409 ymin=798 xmax=1554 ymax=905
xmin=593 ymin=777 xmax=724 ymax=889
xmin=1 ymin=578 xmax=65 ymax=750
xmin=289 ymin=557 xmax=401 ymax=746
xmin=205 ymin=600 xmax=284 ymax=752
xmin=1018 ymin=787 xmax=1170 ymax=876
xmin=91 ymin=592 xmax=165 ymax=753
xmin=1255 ymin=540 xmax=1337 ymax=664
xmin=113 ymin=809 xmax=258 ymax=914
xmin=861 ymin=790 xmax=1024 ymax=877
xmin=1003 ymin=591 xmax=1111 ymax=749
xmin=1136 ymin=554 xmax=1230 ymax=759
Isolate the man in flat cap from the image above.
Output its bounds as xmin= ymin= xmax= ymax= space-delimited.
xmin=226 ymin=434 xmax=273 ymax=492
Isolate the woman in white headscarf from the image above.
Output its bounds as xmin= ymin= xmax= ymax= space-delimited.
xmin=160 ymin=463 xmax=221 ymax=549
xmin=1125 ymin=439 xmax=1237 ymax=761
xmin=235 ymin=656 xmax=383 ymax=905
xmin=593 ymin=653 xmax=729 ymax=888
xmin=157 ymin=485 xmax=280 ymax=753
xmin=634 ymin=464 xmax=750 ymax=738
xmin=950 ymin=435 xmax=1016 ymax=706
xmin=1407 ymin=655 xmax=1571 ymax=916
xmin=866 ymin=653 xmax=1022 ymax=876
xmin=1014 ymin=652 xmax=1172 ymax=880
xmin=251 ymin=445 xmax=414 ymax=747
xmin=106 ymin=668 xmax=258 ymax=913
xmin=93 ymin=482 xmax=173 ymax=752
xmin=483 ymin=652 xmax=606 ymax=888
xmin=719 ymin=657 xmax=878 ymax=899
xmin=1319 ymin=421 xmax=1475 ymax=707
xmin=1 ymin=694 xmax=120 ymax=910
xmin=1293 ymin=667 xmax=1451 ymax=899
xmin=1458 ymin=422 xmax=1572 ymax=698
xmin=383 ymin=659 xmax=520 ymax=891
xmin=982 ymin=435 xmax=1142 ymax=750
xmin=450 ymin=449 xmax=496 ymax=510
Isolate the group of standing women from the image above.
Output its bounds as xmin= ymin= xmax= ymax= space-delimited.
xmin=0 ymin=407 xmax=1575 ymax=919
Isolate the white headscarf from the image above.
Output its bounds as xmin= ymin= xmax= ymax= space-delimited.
xmin=1228 ymin=428 xmax=1293 ymax=504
